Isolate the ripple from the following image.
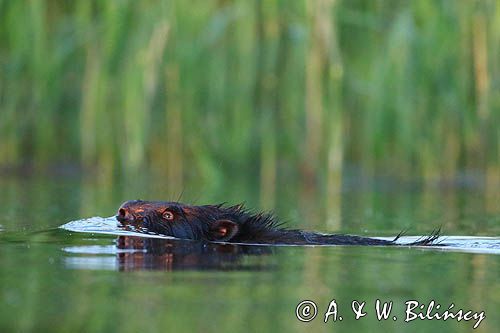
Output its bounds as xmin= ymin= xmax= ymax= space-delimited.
xmin=60 ymin=217 xmax=500 ymax=254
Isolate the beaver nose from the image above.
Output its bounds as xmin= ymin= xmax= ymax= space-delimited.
xmin=116 ymin=207 xmax=130 ymax=222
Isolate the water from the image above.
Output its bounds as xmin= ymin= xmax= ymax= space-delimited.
xmin=0 ymin=174 xmax=499 ymax=332
xmin=61 ymin=216 xmax=500 ymax=254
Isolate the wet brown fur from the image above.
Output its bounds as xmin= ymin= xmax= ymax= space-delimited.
xmin=116 ymin=200 xmax=441 ymax=246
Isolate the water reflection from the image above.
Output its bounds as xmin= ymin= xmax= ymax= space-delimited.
xmin=64 ymin=236 xmax=273 ymax=272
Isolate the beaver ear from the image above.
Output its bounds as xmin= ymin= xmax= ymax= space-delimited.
xmin=208 ymin=220 xmax=239 ymax=242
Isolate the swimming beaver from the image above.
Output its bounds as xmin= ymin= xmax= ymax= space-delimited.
xmin=116 ymin=200 xmax=440 ymax=246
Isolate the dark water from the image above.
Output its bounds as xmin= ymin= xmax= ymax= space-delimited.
xmin=0 ymin=174 xmax=499 ymax=332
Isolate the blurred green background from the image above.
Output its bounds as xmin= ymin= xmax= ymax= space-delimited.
xmin=1 ymin=0 xmax=499 ymax=207
xmin=1 ymin=2 xmax=499 ymax=332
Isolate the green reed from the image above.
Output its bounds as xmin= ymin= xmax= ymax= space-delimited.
xmin=0 ymin=0 xmax=499 ymax=195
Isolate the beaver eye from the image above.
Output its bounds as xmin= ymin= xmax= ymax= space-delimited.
xmin=162 ymin=210 xmax=174 ymax=221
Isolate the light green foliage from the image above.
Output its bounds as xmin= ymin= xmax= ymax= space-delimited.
xmin=0 ymin=0 xmax=499 ymax=188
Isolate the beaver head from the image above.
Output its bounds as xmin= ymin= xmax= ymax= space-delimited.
xmin=116 ymin=200 xmax=261 ymax=242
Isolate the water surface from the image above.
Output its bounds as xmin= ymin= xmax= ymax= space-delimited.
xmin=0 ymin=175 xmax=498 ymax=332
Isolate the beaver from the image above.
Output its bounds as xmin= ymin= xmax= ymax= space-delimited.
xmin=115 ymin=200 xmax=440 ymax=246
